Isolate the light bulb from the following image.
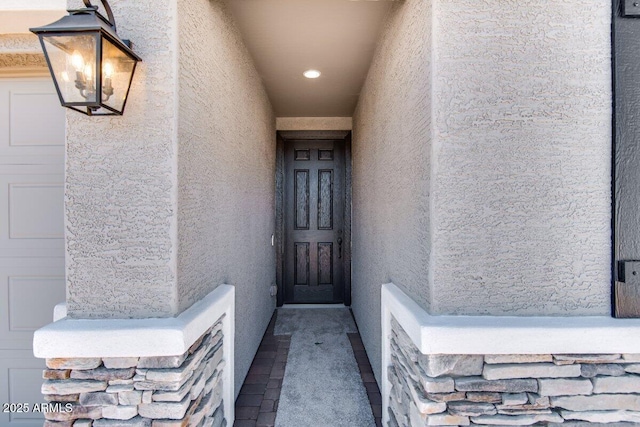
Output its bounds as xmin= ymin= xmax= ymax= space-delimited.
xmin=103 ymin=62 xmax=114 ymax=78
xmin=303 ymin=69 xmax=321 ymax=79
xmin=71 ymin=51 xmax=84 ymax=72
xmin=84 ymin=64 xmax=93 ymax=81
xmin=84 ymin=65 xmax=93 ymax=82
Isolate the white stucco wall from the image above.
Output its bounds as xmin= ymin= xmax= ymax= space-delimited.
xmin=12 ymin=0 xmax=275 ymax=397
xmin=176 ymin=0 xmax=276 ymax=394
xmin=431 ymin=0 xmax=612 ymax=315
xmin=353 ymin=0 xmax=612 ymax=382
xmin=65 ymin=0 xmax=179 ymax=318
xmin=352 ymin=0 xmax=432 ymax=385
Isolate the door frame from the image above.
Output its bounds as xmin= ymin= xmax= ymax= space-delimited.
xmin=275 ymin=130 xmax=352 ymax=306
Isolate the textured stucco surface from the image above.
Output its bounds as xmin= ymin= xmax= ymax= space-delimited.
xmin=177 ymin=0 xmax=276 ymax=395
xmin=0 ymin=35 xmax=46 ymax=70
xmin=431 ymin=0 xmax=612 ymax=315
xmin=65 ymin=0 xmax=179 ymax=318
xmin=0 ymin=34 xmax=41 ymax=52
xmin=353 ymin=0 xmax=612 ymax=384
xmin=0 ymin=52 xmax=46 ymax=69
xmin=352 ymin=0 xmax=432 ymax=386
xmin=63 ymin=0 xmax=275 ymax=393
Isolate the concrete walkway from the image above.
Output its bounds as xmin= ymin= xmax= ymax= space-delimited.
xmin=233 ymin=308 xmax=381 ymax=427
xmin=273 ymin=308 xmax=376 ymax=427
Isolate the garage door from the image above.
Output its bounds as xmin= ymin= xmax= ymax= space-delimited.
xmin=0 ymin=77 xmax=66 ymax=427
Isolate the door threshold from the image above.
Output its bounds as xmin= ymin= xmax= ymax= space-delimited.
xmin=279 ymin=303 xmax=346 ymax=309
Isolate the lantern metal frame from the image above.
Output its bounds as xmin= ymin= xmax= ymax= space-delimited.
xmin=30 ymin=0 xmax=142 ymax=116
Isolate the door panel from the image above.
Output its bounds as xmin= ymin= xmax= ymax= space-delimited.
xmin=318 ymin=170 xmax=333 ymax=229
xmin=318 ymin=242 xmax=333 ymax=285
xmin=284 ymin=140 xmax=345 ymax=303
xmin=295 ymin=170 xmax=309 ymax=229
xmin=0 ymin=78 xmax=65 ymax=427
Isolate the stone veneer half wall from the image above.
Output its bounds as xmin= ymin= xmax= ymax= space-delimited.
xmin=34 ymin=285 xmax=235 ymax=427
xmin=382 ymin=283 xmax=640 ymax=426
xmin=389 ymin=316 xmax=640 ymax=426
xmin=42 ymin=316 xmax=225 ymax=427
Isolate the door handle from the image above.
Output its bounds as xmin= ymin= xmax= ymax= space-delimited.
xmin=337 ymin=237 xmax=343 ymax=259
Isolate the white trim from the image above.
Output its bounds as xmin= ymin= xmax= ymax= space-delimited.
xmin=381 ymin=282 xmax=640 ymax=425
xmin=279 ymin=304 xmax=346 ymax=309
xmin=53 ymin=301 xmax=66 ymax=321
xmin=34 ymin=284 xmax=235 ymax=424
xmin=0 ymin=10 xmax=66 ymax=33
xmin=0 ymin=68 xmax=50 ymax=78
xmin=0 ymin=1 xmax=66 ymax=11
xmin=275 ymin=117 xmax=352 ymax=131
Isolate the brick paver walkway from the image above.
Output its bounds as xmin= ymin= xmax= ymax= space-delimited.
xmin=234 ymin=313 xmax=291 ymax=427
xmin=348 ymin=332 xmax=382 ymax=427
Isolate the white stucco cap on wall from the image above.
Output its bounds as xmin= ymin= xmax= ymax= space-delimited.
xmin=383 ymin=282 xmax=640 ymax=355
xmin=33 ymin=284 xmax=235 ymax=358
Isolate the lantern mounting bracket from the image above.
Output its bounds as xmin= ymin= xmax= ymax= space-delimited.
xmin=78 ymin=0 xmax=117 ymax=32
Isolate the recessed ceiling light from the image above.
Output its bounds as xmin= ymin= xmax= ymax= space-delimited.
xmin=303 ymin=69 xmax=321 ymax=79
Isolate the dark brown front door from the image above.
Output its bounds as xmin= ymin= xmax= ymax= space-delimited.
xmin=284 ymin=139 xmax=345 ymax=303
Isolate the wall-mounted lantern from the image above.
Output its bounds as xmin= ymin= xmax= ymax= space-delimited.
xmin=30 ymin=0 xmax=141 ymax=116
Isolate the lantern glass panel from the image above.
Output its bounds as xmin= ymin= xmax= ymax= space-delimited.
xmin=101 ymin=37 xmax=136 ymax=113
xmin=42 ymin=34 xmax=99 ymax=105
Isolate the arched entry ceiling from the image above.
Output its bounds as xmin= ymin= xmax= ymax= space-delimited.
xmin=225 ymin=0 xmax=393 ymax=117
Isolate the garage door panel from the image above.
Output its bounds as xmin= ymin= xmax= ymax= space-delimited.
xmin=0 ymin=258 xmax=64 ymax=349
xmin=8 ymin=369 xmax=45 ymax=422
xmin=9 ymin=276 xmax=65 ymax=331
xmin=0 ymin=77 xmax=65 ymax=427
xmin=0 ymin=353 xmax=46 ymax=427
xmin=0 ymin=171 xmax=64 ymax=256
xmin=0 ymin=80 xmax=64 ymax=161
xmin=9 ymin=183 xmax=64 ymax=239
xmin=9 ymin=91 xmax=63 ymax=147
